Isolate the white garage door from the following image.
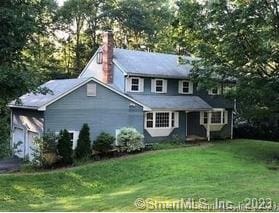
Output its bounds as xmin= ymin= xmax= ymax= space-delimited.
xmin=13 ymin=127 xmax=25 ymax=158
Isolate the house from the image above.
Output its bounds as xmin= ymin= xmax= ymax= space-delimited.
xmin=9 ymin=31 xmax=234 ymax=159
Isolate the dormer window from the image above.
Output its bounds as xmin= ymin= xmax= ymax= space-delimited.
xmin=96 ymin=50 xmax=103 ymax=64
xmin=127 ymin=77 xmax=144 ymax=92
xmin=208 ymin=86 xmax=221 ymax=95
xmin=151 ymin=79 xmax=167 ymax=93
xmin=178 ymin=80 xmax=193 ymax=94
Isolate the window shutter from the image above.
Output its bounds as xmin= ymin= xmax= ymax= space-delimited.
xmin=189 ymin=81 xmax=193 ymax=94
xmin=125 ymin=78 xmax=130 ymax=92
xmin=151 ymin=79 xmax=155 ymax=93
xmin=178 ymin=81 xmax=183 ymax=94
xmin=175 ymin=112 xmax=179 ymax=127
xmin=200 ymin=112 xmax=204 ymax=124
xmin=163 ymin=80 xmax=168 ymax=93
xmin=139 ymin=78 xmax=144 ymax=92
xmin=87 ymin=83 xmax=96 ymax=96
xmin=224 ymin=110 xmax=228 ymax=124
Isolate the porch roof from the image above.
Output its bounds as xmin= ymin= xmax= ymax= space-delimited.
xmin=130 ymin=95 xmax=212 ymax=111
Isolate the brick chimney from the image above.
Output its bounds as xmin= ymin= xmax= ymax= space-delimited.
xmin=102 ymin=31 xmax=113 ymax=84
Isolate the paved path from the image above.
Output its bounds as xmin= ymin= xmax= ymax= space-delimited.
xmin=0 ymin=157 xmax=21 ymax=173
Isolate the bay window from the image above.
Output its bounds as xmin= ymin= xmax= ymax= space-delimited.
xmin=145 ymin=111 xmax=179 ymax=129
xmin=200 ymin=110 xmax=228 ymax=125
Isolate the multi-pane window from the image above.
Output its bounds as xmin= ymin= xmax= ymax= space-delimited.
xmin=211 ymin=111 xmax=222 ymax=124
xmin=182 ymin=81 xmax=189 ymax=93
xmin=204 ymin=112 xmax=208 ymax=124
xmin=146 ymin=113 xmax=153 ymax=128
xmin=155 ymin=112 xmax=169 ymax=127
xmin=201 ymin=110 xmax=227 ymax=125
xmin=131 ymin=78 xmax=139 ymax=91
xmin=145 ymin=112 xmax=179 ymax=128
xmin=155 ymin=80 xmax=163 ymax=92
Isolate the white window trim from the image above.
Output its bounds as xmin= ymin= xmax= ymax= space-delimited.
xmin=145 ymin=111 xmax=179 ymax=129
xmin=200 ymin=109 xmax=228 ymax=125
xmin=151 ymin=79 xmax=168 ymax=93
xmin=126 ymin=77 xmax=144 ymax=92
xmin=178 ymin=80 xmax=193 ymax=94
xmin=208 ymin=86 xmax=222 ymax=95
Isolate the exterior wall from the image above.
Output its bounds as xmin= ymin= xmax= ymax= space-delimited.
xmin=44 ymin=80 xmax=144 ymax=142
xmin=144 ymin=111 xmax=187 ymax=143
xmin=79 ymin=54 xmax=103 ymax=80
xmin=112 ymin=65 xmax=125 ymax=91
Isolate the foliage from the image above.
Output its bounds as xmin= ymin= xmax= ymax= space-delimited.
xmin=75 ymin=124 xmax=91 ymax=159
xmin=174 ymin=0 xmax=279 ymax=123
xmin=32 ymin=132 xmax=58 ymax=168
xmin=234 ymin=124 xmax=279 ymax=142
xmin=92 ymin=132 xmax=115 ymax=153
xmin=117 ymin=127 xmax=144 ymax=152
xmin=1 ymin=140 xmax=279 ymax=211
xmin=57 ymin=129 xmax=73 ymax=164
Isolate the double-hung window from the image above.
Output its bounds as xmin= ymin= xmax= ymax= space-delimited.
xmin=145 ymin=112 xmax=179 ymax=128
xmin=178 ymin=80 xmax=193 ymax=94
xmin=128 ymin=77 xmax=144 ymax=92
xmin=151 ymin=79 xmax=167 ymax=93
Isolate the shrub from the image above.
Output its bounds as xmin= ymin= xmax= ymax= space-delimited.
xmin=117 ymin=127 xmax=144 ymax=152
xmin=32 ymin=132 xmax=57 ymax=168
xmin=57 ymin=129 xmax=73 ymax=164
xmin=75 ymin=124 xmax=91 ymax=159
xmin=93 ymin=132 xmax=115 ymax=153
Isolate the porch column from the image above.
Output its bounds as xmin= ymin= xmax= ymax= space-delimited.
xmin=206 ymin=111 xmax=211 ymax=141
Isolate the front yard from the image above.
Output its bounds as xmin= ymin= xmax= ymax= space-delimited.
xmin=1 ymin=139 xmax=279 ymax=211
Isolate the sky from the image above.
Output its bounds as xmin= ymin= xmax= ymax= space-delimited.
xmin=56 ymin=0 xmax=65 ymax=6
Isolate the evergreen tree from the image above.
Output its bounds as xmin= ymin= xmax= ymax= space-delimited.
xmin=75 ymin=124 xmax=91 ymax=159
xmin=57 ymin=129 xmax=73 ymax=164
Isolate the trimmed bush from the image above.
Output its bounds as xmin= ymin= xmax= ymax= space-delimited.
xmin=93 ymin=132 xmax=115 ymax=153
xmin=75 ymin=124 xmax=91 ymax=159
xmin=57 ymin=129 xmax=73 ymax=164
xmin=32 ymin=132 xmax=57 ymax=168
xmin=117 ymin=127 xmax=144 ymax=152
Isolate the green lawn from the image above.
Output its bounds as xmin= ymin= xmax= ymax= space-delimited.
xmin=1 ymin=139 xmax=279 ymax=211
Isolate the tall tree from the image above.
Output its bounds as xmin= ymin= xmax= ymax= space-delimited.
xmin=174 ymin=0 xmax=279 ymax=123
xmin=58 ymin=0 xmax=88 ymax=75
xmin=0 ymin=0 xmax=57 ymax=158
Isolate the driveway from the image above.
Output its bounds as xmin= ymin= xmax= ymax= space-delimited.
xmin=0 ymin=157 xmax=21 ymax=173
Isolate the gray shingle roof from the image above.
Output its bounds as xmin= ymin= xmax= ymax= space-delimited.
xmin=9 ymin=78 xmax=87 ymax=109
xmin=130 ymin=95 xmax=212 ymax=111
xmin=114 ymin=48 xmax=196 ymax=78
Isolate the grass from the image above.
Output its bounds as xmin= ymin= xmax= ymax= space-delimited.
xmin=1 ymin=139 xmax=279 ymax=211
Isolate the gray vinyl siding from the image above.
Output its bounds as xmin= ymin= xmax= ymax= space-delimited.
xmin=12 ymin=108 xmax=44 ymax=133
xmin=144 ymin=111 xmax=187 ymax=143
xmin=44 ymin=80 xmax=144 ymax=141
xmin=112 ymin=65 xmax=125 ymax=91
xmin=79 ymin=53 xmax=103 ymax=80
